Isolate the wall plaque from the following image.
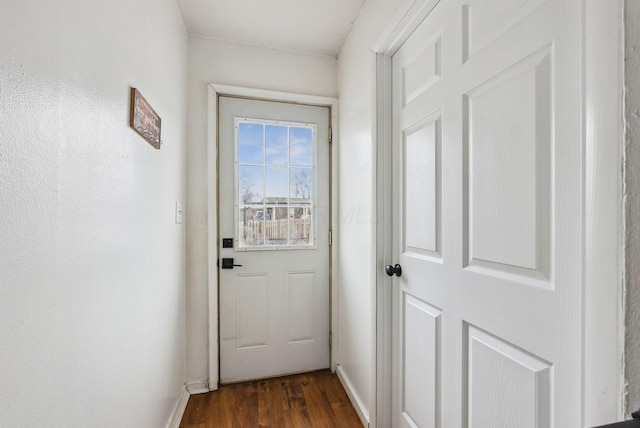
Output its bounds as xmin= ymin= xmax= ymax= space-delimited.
xmin=130 ymin=88 xmax=161 ymax=149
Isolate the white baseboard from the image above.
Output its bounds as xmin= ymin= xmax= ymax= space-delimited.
xmin=336 ymin=364 xmax=370 ymax=427
xmin=186 ymin=379 xmax=210 ymax=394
xmin=166 ymin=386 xmax=190 ymax=428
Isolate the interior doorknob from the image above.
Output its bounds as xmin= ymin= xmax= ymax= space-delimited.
xmin=385 ymin=264 xmax=402 ymax=277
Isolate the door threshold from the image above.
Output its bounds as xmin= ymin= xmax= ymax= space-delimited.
xmin=219 ymin=367 xmax=332 ymax=386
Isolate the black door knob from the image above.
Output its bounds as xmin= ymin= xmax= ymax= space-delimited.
xmin=385 ymin=264 xmax=402 ymax=277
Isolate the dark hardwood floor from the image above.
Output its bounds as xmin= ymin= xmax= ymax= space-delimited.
xmin=180 ymin=370 xmax=363 ymax=428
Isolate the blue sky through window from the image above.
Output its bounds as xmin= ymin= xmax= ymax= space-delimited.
xmin=266 ymin=167 xmax=289 ymax=199
xmin=237 ymin=120 xmax=314 ymax=206
xmin=238 ymin=122 xmax=264 ymax=164
xmin=290 ymin=127 xmax=313 ymax=166
xmin=265 ymin=125 xmax=288 ymax=165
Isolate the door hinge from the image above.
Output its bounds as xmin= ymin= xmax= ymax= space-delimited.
xmin=329 ymin=332 xmax=332 ymax=349
xmin=329 ymin=229 xmax=332 ymax=246
xmin=328 ymin=127 xmax=332 ymax=144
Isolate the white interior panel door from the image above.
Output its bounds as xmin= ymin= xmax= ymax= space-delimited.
xmin=219 ymin=96 xmax=330 ymax=383
xmin=391 ymin=0 xmax=583 ymax=426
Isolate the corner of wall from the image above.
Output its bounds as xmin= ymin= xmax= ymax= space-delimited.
xmin=166 ymin=386 xmax=190 ymax=428
xmin=625 ymin=0 xmax=640 ymax=416
xmin=337 ymin=364 xmax=370 ymax=427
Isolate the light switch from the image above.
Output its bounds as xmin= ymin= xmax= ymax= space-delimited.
xmin=175 ymin=201 xmax=184 ymax=224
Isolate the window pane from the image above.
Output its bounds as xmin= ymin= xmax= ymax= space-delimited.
xmin=265 ymin=206 xmax=289 ymax=246
xmin=238 ymin=165 xmax=264 ymax=204
xmin=265 ymin=167 xmax=289 ymax=202
xmin=239 ymin=207 xmax=264 ymax=247
xmin=265 ymin=125 xmax=288 ymax=165
xmin=238 ymin=122 xmax=264 ymax=164
xmin=290 ymin=127 xmax=313 ymax=166
xmin=290 ymin=168 xmax=313 ymax=202
xmin=290 ymin=207 xmax=312 ymax=245
xmin=235 ymin=120 xmax=316 ymax=249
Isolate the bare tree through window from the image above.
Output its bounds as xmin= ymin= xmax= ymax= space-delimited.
xmin=292 ymin=169 xmax=312 ymax=199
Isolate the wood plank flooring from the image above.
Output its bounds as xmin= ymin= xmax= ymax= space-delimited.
xmin=180 ymin=370 xmax=363 ymax=428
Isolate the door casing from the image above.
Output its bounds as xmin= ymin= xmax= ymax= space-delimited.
xmin=207 ymin=84 xmax=338 ymax=390
xmin=372 ymin=0 xmax=625 ymax=427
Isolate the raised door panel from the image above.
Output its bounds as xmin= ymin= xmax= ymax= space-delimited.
xmin=463 ymin=0 xmax=547 ymax=61
xmin=402 ymin=36 xmax=442 ymax=107
xmin=287 ymin=272 xmax=316 ymax=344
xmin=402 ymin=295 xmax=442 ymax=428
xmin=466 ymin=326 xmax=551 ymax=428
xmin=236 ymin=274 xmax=269 ymax=349
xmin=464 ymin=48 xmax=552 ymax=285
xmin=403 ymin=112 xmax=442 ymax=261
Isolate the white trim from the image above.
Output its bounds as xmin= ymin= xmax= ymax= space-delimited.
xmin=330 ymin=103 xmax=340 ymax=372
xmin=186 ymin=380 xmax=210 ymax=395
xmin=165 ymin=386 xmax=190 ymax=428
xmin=207 ymin=85 xmax=219 ymax=392
xmin=210 ymin=84 xmax=337 ymax=106
xmin=373 ymin=0 xmax=624 ymax=426
xmin=231 ymin=116 xmax=319 ymax=252
xmin=336 ymin=364 xmax=369 ymax=428
xmin=583 ymin=0 xmax=625 ymax=425
xmin=373 ymin=1 xmax=437 ymax=426
xmin=373 ymin=52 xmax=393 ymax=428
xmin=188 ymin=33 xmax=337 ymax=61
xmin=372 ymin=0 xmax=441 ymax=55
xmin=207 ymin=83 xmax=339 ymax=389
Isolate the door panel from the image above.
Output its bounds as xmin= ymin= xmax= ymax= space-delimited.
xmin=235 ymin=274 xmax=268 ymax=349
xmin=403 ymin=113 xmax=441 ymax=260
xmin=287 ymin=271 xmax=316 ymax=343
xmin=219 ymin=96 xmax=330 ymax=383
xmin=402 ymin=295 xmax=441 ymax=428
xmin=392 ymin=0 xmax=582 ymax=426
xmin=402 ymin=36 xmax=442 ymax=107
xmin=466 ymin=325 xmax=551 ymax=428
xmin=462 ymin=0 xmax=547 ymax=62
xmin=464 ymin=48 xmax=552 ymax=282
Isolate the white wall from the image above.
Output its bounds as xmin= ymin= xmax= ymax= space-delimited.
xmin=625 ymin=0 xmax=640 ymax=415
xmin=186 ymin=36 xmax=337 ymax=383
xmin=0 ymin=0 xmax=187 ymax=426
xmin=336 ymin=0 xmax=405 ymax=423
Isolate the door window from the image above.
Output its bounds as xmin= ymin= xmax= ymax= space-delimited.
xmin=235 ymin=118 xmax=316 ymax=249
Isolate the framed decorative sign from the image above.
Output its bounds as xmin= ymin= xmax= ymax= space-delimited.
xmin=130 ymin=88 xmax=161 ymax=149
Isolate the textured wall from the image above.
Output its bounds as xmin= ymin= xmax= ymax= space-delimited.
xmin=0 ymin=1 xmax=187 ymax=426
xmin=626 ymin=0 xmax=640 ymax=415
xmin=186 ymin=36 xmax=337 ymax=384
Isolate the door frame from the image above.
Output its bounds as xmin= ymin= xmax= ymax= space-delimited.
xmin=207 ymin=84 xmax=339 ymax=390
xmin=372 ymin=0 xmax=624 ymax=426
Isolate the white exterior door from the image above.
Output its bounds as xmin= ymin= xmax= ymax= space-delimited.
xmin=218 ymin=96 xmax=330 ymax=383
xmin=391 ymin=0 xmax=584 ymax=427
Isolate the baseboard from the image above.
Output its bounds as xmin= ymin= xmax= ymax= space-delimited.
xmin=186 ymin=379 xmax=210 ymax=394
xmin=336 ymin=364 xmax=370 ymax=427
xmin=166 ymin=386 xmax=190 ymax=428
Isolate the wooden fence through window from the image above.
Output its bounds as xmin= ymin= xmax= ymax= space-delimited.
xmin=241 ymin=219 xmax=311 ymax=246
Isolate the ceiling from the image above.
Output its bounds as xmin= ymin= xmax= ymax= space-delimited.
xmin=176 ymin=0 xmax=367 ymax=57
